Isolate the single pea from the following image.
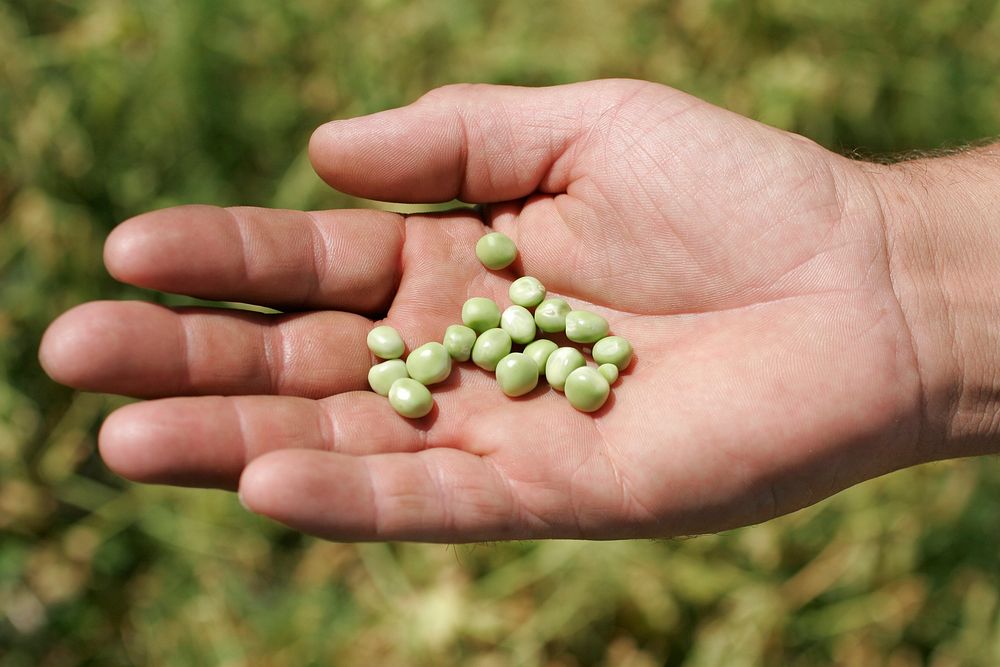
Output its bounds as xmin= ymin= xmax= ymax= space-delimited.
xmin=471 ymin=328 xmax=512 ymax=371
xmin=495 ymin=353 xmax=539 ymax=397
xmin=565 ymin=310 xmax=609 ymax=343
xmin=367 ymin=325 xmax=405 ymax=359
xmin=508 ymin=276 xmax=546 ymax=308
xmin=388 ymin=378 xmax=433 ymax=419
xmin=534 ymin=297 xmax=571 ymax=333
xmin=592 ymin=335 xmax=633 ymax=370
xmin=405 ymin=342 xmax=452 ymax=385
xmin=368 ymin=359 xmax=409 ymax=396
xmin=462 ymin=297 xmax=501 ymax=334
xmin=500 ymin=305 xmax=536 ymax=344
xmin=544 ymin=347 xmax=586 ymax=391
xmin=523 ymin=339 xmax=558 ymax=376
xmin=564 ymin=366 xmax=610 ymax=413
xmin=597 ymin=363 xmax=619 ymax=385
xmin=443 ymin=324 xmax=477 ymax=362
xmin=475 ymin=231 xmax=517 ymax=270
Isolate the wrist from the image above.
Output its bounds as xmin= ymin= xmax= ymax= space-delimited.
xmin=872 ymin=145 xmax=1000 ymax=458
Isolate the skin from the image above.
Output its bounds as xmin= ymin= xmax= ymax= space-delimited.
xmin=38 ymin=79 xmax=1000 ymax=542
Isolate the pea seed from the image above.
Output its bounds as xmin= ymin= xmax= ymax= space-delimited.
xmin=471 ymin=328 xmax=512 ymax=371
xmin=388 ymin=378 xmax=433 ymax=419
xmin=564 ymin=366 xmax=610 ymax=413
xmin=508 ymin=276 xmax=546 ymax=308
xmin=475 ymin=231 xmax=517 ymax=270
xmin=592 ymin=335 xmax=633 ymax=370
xmin=462 ymin=297 xmax=501 ymax=334
xmin=534 ymin=298 xmax=571 ymax=333
xmin=368 ymin=359 xmax=409 ymax=396
xmin=405 ymin=342 xmax=452 ymax=385
xmin=523 ymin=339 xmax=558 ymax=376
xmin=565 ymin=310 xmax=609 ymax=343
xmin=443 ymin=324 xmax=477 ymax=362
xmin=544 ymin=347 xmax=586 ymax=391
xmin=495 ymin=352 xmax=539 ymax=397
xmin=367 ymin=325 xmax=405 ymax=359
xmin=597 ymin=363 xmax=619 ymax=385
xmin=500 ymin=305 xmax=536 ymax=344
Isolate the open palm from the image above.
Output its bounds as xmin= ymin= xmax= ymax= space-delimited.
xmin=41 ymin=79 xmax=924 ymax=541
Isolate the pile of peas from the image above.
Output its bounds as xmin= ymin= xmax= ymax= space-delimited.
xmin=366 ymin=232 xmax=633 ymax=419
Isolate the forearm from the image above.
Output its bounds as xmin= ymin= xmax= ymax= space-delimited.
xmin=873 ymin=144 xmax=1000 ymax=458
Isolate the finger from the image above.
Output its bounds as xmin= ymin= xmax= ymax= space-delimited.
xmin=104 ymin=205 xmax=404 ymax=313
xmin=98 ymin=393 xmax=428 ymax=490
xmin=309 ymin=79 xmax=643 ymax=203
xmin=239 ymin=448 xmax=534 ymax=542
xmin=39 ymin=301 xmax=371 ymax=398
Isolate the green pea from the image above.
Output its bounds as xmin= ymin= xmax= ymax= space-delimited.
xmin=471 ymin=328 xmax=511 ymax=371
xmin=475 ymin=231 xmax=517 ymax=270
xmin=544 ymin=347 xmax=586 ymax=391
xmin=368 ymin=359 xmax=409 ymax=396
xmin=442 ymin=324 xmax=477 ymax=362
xmin=565 ymin=310 xmax=609 ymax=343
xmin=388 ymin=378 xmax=433 ymax=419
xmin=462 ymin=297 xmax=501 ymax=334
xmin=495 ymin=352 xmax=539 ymax=397
xmin=592 ymin=335 xmax=633 ymax=370
xmin=534 ymin=297 xmax=571 ymax=333
xmin=597 ymin=363 xmax=619 ymax=385
xmin=405 ymin=342 xmax=452 ymax=385
xmin=367 ymin=325 xmax=405 ymax=359
xmin=508 ymin=276 xmax=546 ymax=308
xmin=500 ymin=305 xmax=536 ymax=344
xmin=564 ymin=367 xmax=610 ymax=413
xmin=523 ymin=339 xmax=558 ymax=376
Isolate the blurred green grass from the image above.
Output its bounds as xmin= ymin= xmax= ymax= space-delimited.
xmin=2 ymin=0 xmax=1000 ymax=665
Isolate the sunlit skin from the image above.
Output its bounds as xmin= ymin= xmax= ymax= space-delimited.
xmin=39 ymin=79 xmax=993 ymax=542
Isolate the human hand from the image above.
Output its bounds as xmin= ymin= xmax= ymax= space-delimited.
xmin=39 ymin=79 xmax=995 ymax=541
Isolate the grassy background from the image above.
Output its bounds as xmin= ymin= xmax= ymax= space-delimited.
xmin=3 ymin=0 xmax=1000 ymax=665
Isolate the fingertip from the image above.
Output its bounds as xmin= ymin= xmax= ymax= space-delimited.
xmin=306 ymin=121 xmax=336 ymax=182
xmin=237 ymin=450 xmax=296 ymax=516
xmin=238 ymin=450 xmax=373 ymax=538
xmin=103 ymin=214 xmax=147 ymax=283
xmin=99 ymin=398 xmax=243 ymax=488
xmin=103 ymin=205 xmax=224 ymax=286
xmin=39 ymin=302 xmax=123 ymax=389
xmin=98 ymin=403 xmax=156 ymax=482
xmin=307 ymin=117 xmax=377 ymax=194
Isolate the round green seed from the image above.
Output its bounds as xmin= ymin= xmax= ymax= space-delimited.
xmin=368 ymin=359 xmax=409 ymax=396
xmin=495 ymin=353 xmax=539 ymax=397
xmin=508 ymin=276 xmax=546 ymax=308
xmin=564 ymin=366 xmax=610 ymax=413
xmin=388 ymin=378 xmax=433 ymax=419
xmin=597 ymin=363 xmax=619 ymax=385
xmin=544 ymin=347 xmax=586 ymax=391
xmin=523 ymin=339 xmax=558 ymax=376
xmin=565 ymin=310 xmax=609 ymax=343
xmin=443 ymin=324 xmax=477 ymax=362
xmin=471 ymin=328 xmax=512 ymax=371
xmin=534 ymin=298 xmax=571 ymax=333
xmin=500 ymin=305 xmax=536 ymax=344
xmin=475 ymin=232 xmax=517 ymax=270
xmin=405 ymin=342 xmax=452 ymax=385
xmin=462 ymin=297 xmax=501 ymax=335
xmin=592 ymin=335 xmax=633 ymax=370
xmin=367 ymin=325 xmax=405 ymax=359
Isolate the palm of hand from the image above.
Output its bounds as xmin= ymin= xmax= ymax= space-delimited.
xmin=41 ymin=80 xmax=922 ymax=541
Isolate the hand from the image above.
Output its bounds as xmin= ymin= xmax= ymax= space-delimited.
xmin=39 ymin=79 xmax=968 ymax=541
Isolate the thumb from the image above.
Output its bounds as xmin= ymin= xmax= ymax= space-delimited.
xmin=308 ymin=80 xmax=629 ymax=204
